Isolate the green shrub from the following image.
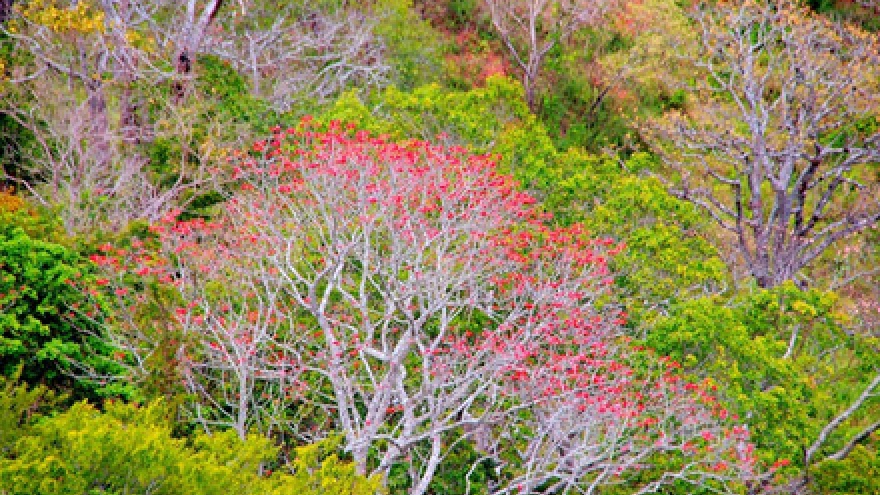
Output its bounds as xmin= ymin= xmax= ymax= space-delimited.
xmin=317 ymin=76 xmax=558 ymax=190
xmin=0 ymin=207 xmax=128 ymax=400
xmin=373 ymin=0 xmax=443 ymax=90
xmin=0 ymin=400 xmax=383 ymax=495
xmin=814 ymin=446 xmax=880 ymax=495
xmin=647 ymin=284 xmax=880 ymax=482
xmin=0 ymin=368 xmax=60 ymax=454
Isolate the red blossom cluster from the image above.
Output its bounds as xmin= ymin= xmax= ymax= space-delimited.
xmin=89 ymin=119 xmax=763 ymax=494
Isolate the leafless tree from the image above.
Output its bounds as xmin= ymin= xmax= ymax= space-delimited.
xmin=484 ymin=0 xmax=620 ymax=112
xmin=4 ymin=0 xmax=219 ymax=105
xmin=207 ymin=3 xmax=390 ymax=112
xmin=646 ymin=0 xmax=880 ymax=289
xmin=0 ymin=0 xmax=250 ymax=234
xmin=1 ymin=83 xmax=225 ymax=234
xmin=2 ymin=1 xmax=393 ymax=233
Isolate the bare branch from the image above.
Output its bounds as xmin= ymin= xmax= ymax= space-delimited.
xmin=645 ymin=0 xmax=880 ymax=288
xmin=805 ymin=371 xmax=880 ymax=465
xmin=484 ymin=0 xmax=621 ymax=111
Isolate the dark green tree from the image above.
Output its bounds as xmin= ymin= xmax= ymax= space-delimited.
xmin=0 ymin=204 xmax=127 ymax=400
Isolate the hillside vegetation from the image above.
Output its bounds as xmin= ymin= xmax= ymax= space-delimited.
xmin=1 ymin=1 xmax=879 ymax=494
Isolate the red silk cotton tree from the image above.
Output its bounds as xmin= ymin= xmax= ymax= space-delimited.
xmin=94 ymin=120 xmax=760 ymax=494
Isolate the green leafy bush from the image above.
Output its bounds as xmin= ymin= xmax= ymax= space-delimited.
xmin=0 ymin=400 xmax=382 ymax=495
xmin=0 ymin=207 xmax=126 ymax=400
xmin=373 ymin=0 xmax=443 ymax=89
xmin=814 ymin=445 xmax=880 ymax=495
xmin=647 ymin=284 xmax=880 ymax=483
xmin=317 ymin=75 xmax=558 ymax=190
xmin=542 ymin=151 xmax=727 ymax=316
xmin=0 ymin=368 xmax=59 ymax=454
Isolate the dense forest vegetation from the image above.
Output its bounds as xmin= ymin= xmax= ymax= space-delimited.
xmin=1 ymin=0 xmax=879 ymax=494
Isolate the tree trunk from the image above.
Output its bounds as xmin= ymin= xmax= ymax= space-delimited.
xmin=172 ymin=49 xmax=193 ymax=105
xmin=171 ymin=0 xmax=226 ymax=104
xmin=117 ymin=0 xmax=142 ymax=144
xmin=410 ymin=436 xmax=443 ymax=495
xmin=523 ymin=71 xmax=538 ymax=113
xmin=353 ymin=443 xmax=369 ymax=477
xmin=86 ymin=80 xmax=112 ymax=170
xmin=119 ymin=84 xmax=141 ymax=144
xmin=236 ymin=374 xmax=249 ymax=440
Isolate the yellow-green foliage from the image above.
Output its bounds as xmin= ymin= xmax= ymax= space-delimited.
xmin=0 ymin=400 xmax=382 ymax=495
xmin=280 ymin=436 xmax=385 ymax=495
xmin=317 ymin=76 xmax=558 ymax=189
xmin=814 ymin=445 xmax=880 ymax=495
xmin=372 ymin=0 xmax=442 ymax=88
xmin=543 ymin=150 xmax=727 ymax=314
xmin=18 ymin=0 xmax=105 ymax=34
xmin=648 ymin=283 xmax=880 ymax=485
xmin=0 ymin=368 xmax=59 ymax=453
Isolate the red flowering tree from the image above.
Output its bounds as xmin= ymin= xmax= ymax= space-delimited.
xmin=94 ymin=120 xmax=760 ymax=494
